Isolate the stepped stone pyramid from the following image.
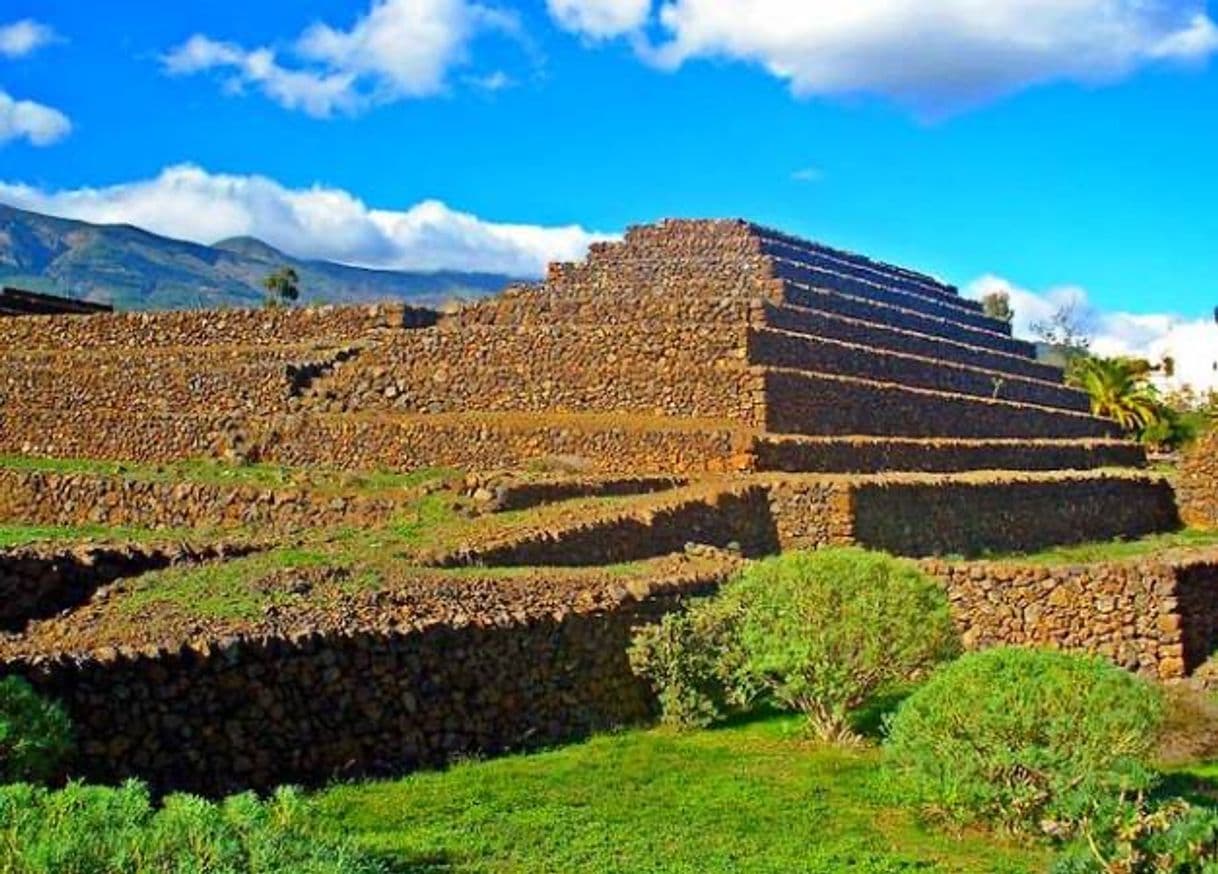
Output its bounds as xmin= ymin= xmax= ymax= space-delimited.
xmin=306 ymin=218 xmax=1147 ymax=475
xmin=0 ymin=217 xmax=1180 ymax=555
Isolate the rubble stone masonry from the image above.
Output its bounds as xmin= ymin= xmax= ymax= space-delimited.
xmin=1179 ymin=429 xmax=1218 ymax=528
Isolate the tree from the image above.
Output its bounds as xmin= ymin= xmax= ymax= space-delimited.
xmin=262 ymin=267 xmax=300 ymax=307
xmin=1031 ymin=298 xmax=1091 ymax=362
xmin=980 ymin=290 xmax=1014 ymax=324
xmin=1067 ymin=355 xmax=1166 ymax=434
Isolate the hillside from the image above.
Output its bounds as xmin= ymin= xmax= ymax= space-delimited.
xmin=0 ymin=203 xmax=515 ymax=310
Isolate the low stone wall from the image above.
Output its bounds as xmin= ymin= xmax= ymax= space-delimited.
xmin=0 ymin=542 xmax=255 ymax=632
xmin=781 ymin=283 xmax=1032 ymax=357
xmin=750 ymin=328 xmax=1087 ymax=411
xmin=0 ymin=304 xmax=433 ymax=350
xmin=925 ymin=552 xmax=1218 ymax=679
xmin=760 ymin=301 xmax=1059 ymax=382
xmin=764 ymin=369 xmax=1119 ymax=440
xmin=462 ymin=474 xmax=688 ymax=512
xmin=0 ymin=409 xmax=754 ymax=475
xmin=0 ymin=469 xmax=407 ymax=532
xmin=434 ymin=473 xmax=1177 ymax=565
xmin=308 ymin=321 xmax=759 ymax=422
xmin=1179 ymin=429 xmax=1218 ymax=528
xmin=851 ymin=473 xmax=1179 ymax=557
xmin=436 ymin=486 xmax=779 ymax=567
xmin=3 ymin=562 xmax=729 ymax=795
xmin=770 ymin=258 xmax=1007 ymax=335
xmin=756 ymin=436 xmax=1145 ymax=474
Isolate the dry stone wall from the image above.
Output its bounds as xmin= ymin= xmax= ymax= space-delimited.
xmin=852 ymin=473 xmax=1179 ymax=557
xmin=756 ymin=436 xmax=1146 ymax=474
xmin=0 ymin=542 xmax=256 ymax=632
xmin=0 ymin=469 xmax=408 ymax=532
xmin=760 ymin=301 xmax=1061 ymax=382
xmin=1179 ymin=429 xmax=1218 ymax=528
xmin=750 ymin=327 xmax=1088 ymax=411
xmin=764 ymin=370 xmax=1119 ymax=439
xmin=0 ymin=304 xmax=431 ymax=349
xmin=925 ymin=552 xmax=1218 ymax=680
xmin=2 ymin=561 xmax=730 ymax=795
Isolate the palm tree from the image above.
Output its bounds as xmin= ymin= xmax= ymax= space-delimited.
xmin=1067 ymin=356 xmax=1165 ymax=433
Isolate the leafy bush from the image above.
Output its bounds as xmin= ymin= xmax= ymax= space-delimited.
xmin=0 ymin=676 xmax=72 ymax=783
xmin=884 ymin=647 xmax=1164 ymax=835
xmin=0 ymin=779 xmax=389 ymax=873
xmin=630 ymin=549 xmax=960 ymax=740
xmin=628 ymin=594 xmax=750 ymax=729
xmin=1052 ymin=793 xmax=1218 ymax=873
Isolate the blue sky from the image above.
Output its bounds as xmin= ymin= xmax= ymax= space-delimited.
xmin=1 ymin=0 xmax=1217 ymax=383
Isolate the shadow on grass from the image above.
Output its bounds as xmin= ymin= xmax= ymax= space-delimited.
xmin=852 ymin=688 xmax=915 ymax=742
xmin=1157 ymin=770 xmax=1218 ymax=807
xmin=380 ymin=851 xmax=457 ymax=873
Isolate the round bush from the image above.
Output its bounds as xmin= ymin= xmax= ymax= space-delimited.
xmin=883 ymin=647 xmax=1165 ymax=834
xmin=632 ymin=549 xmax=960 ymax=739
xmin=724 ymin=549 xmax=960 ymax=740
xmin=0 ymin=676 xmax=72 ymax=783
xmin=628 ymin=594 xmax=749 ymax=729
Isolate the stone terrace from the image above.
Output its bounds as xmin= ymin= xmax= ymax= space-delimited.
xmin=0 ymin=218 xmax=1175 ymax=553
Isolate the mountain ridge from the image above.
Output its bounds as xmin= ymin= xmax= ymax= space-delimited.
xmin=0 ymin=202 xmax=516 ymax=310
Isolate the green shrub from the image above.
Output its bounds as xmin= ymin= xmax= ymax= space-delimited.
xmin=630 ymin=549 xmax=960 ymax=740
xmin=884 ymin=647 xmax=1165 ymax=835
xmin=628 ymin=594 xmax=750 ymax=729
xmin=0 ymin=779 xmax=388 ymax=873
xmin=1051 ymin=793 xmax=1218 ymax=873
xmin=0 ymin=676 xmax=72 ymax=783
xmin=725 ymin=549 xmax=959 ymax=740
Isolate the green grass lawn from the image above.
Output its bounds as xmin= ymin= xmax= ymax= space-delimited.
xmin=316 ymin=714 xmax=1048 ymax=874
xmin=954 ymin=527 xmax=1218 ymax=566
xmin=0 ymin=454 xmax=457 ymax=497
xmin=0 ymin=522 xmax=220 ymax=548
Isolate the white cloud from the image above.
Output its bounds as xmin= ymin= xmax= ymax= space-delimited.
xmin=965 ymin=275 xmax=1218 ymax=392
xmin=163 ymin=0 xmax=518 ymax=117
xmin=548 ymin=0 xmax=651 ymax=39
xmin=553 ymin=0 xmax=1218 ymax=111
xmin=0 ymin=90 xmax=71 ymax=146
xmin=0 ymin=164 xmax=611 ymax=277
xmin=791 ymin=166 xmax=823 ymax=183
xmin=0 ymin=19 xmax=57 ymax=58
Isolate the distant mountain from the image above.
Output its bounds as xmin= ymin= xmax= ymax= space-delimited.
xmin=0 ymin=202 xmax=516 ymax=311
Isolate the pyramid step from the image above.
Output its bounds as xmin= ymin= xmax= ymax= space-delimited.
xmin=771 ymin=258 xmax=1007 ymax=334
xmin=751 ymin=225 xmax=970 ymax=309
xmin=749 ymin=327 xmax=1089 ymax=412
xmin=780 ymin=282 xmax=1034 ymax=357
xmin=763 ymin=368 xmax=1120 ymax=439
xmin=761 ymin=301 xmax=1060 ymax=383
xmin=755 ymin=435 xmax=1146 ymax=474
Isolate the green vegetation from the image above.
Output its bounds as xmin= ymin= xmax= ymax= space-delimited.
xmin=117 ymin=546 xmax=347 ymax=621
xmin=0 ymin=454 xmax=458 ymax=497
xmin=630 ymin=549 xmax=960 ymax=741
xmin=973 ymin=528 xmax=1218 ymax=566
xmin=0 ymin=781 xmax=389 ymax=874
xmin=0 ymin=677 xmax=72 ymax=784
xmin=884 ymin=648 xmax=1164 ymax=835
xmin=262 ymin=266 xmax=301 ymax=307
xmin=0 ymin=523 xmax=219 ymax=548
xmin=317 ymin=713 xmax=1046 ymax=873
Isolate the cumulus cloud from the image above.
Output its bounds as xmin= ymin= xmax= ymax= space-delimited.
xmin=551 ymin=0 xmax=1218 ymax=111
xmin=0 ymin=19 xmax=57 ymax=58
xmin=0 ymin=90 xmax=71 ymax=146
xmin=965 ymin=275 xmax=1218 ymax=392
xmin=163 ymin=0 xmax=519 ymax=117
xmin=0 ymin=164 xmax=611 ymax=277
xmin=547 ymin=0 xmax=651 ymax=39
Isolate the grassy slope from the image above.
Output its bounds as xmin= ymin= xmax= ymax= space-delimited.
xmin=968 ymin=528 xmax=1218 ymax=565
xmin=317 ymin=714 xmax=1046 ymax=874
